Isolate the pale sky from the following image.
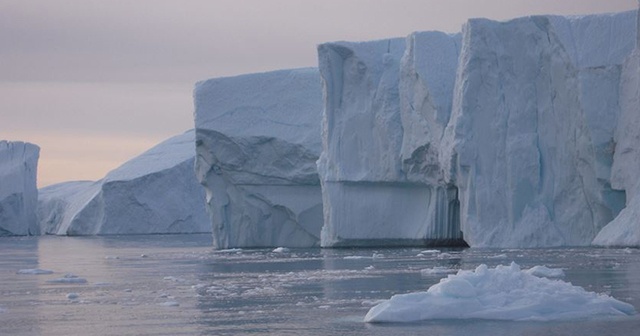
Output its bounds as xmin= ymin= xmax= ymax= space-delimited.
xmin=1 ymin=0 xmax=637 ymax=187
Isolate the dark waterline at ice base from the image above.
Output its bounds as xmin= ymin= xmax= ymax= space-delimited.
xmin=1 ymin=234 xmax=639 ymax=335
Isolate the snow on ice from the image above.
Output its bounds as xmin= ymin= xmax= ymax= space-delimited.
xmin=38 ymin=130 xmax=210 ymax=235
xmin=365 ymin=262 xmax=635 ymax=323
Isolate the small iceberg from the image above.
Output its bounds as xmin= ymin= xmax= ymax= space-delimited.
xmin=46 ymin=273 xmax=88 ymax=284
xmin=365 ymin=262 xmax=635 ymax=323
xmin=525 ymin=265 xmax=565 ymax=278
xmin=272 ymin=247 xmax=290 ymax=253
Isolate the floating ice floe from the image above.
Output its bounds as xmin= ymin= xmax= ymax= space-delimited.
xmin=365 ymin=262 xmax=635 ymax=323
xmin=46 ymin=274 xmax=88 ymax=284
xmin=420 ymin=267 xmax=457 ymax=276
xmin=159 ymin=301 xmax=180 ymax=307
xmin=525 ymin=265 xmax=565 ymax=278
xmin=17 ymin=268 xmax=54 ymax=275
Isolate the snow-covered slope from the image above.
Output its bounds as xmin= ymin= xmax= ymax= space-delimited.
xmin=0 ymin=141 xmax=39 ymax=235
xmin=38 ymin=130 xmax=210 ymax=235
xmin=194 ymin=68 xmax=323 ymax=249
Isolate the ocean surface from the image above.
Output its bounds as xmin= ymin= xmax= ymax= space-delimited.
xmin=1 ymin=234 xmax=639 ymax=335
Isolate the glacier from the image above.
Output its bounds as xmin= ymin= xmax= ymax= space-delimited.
xmin=0 ymin=141 xmax=39 ymax=236
xmin=317 ymin=10 xmax=637 ymax=248
xmin=193 ymin=68 xmax=324 ymax=249
xmin=38 ymin=130 xmax=210 ymax=235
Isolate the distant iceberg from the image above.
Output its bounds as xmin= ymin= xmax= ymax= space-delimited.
xmin=38 ymin=130 xmax=209 ymax=235
xmin=0 ymin=141 xmax=39 ymax=236
xmin=365 ymin=262 xmax=635 ymax=322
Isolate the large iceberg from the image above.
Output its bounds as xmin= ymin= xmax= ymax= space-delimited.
xmin=193 ymin=68 xmax=324 ymax=249
xmin=365 ymin=262 xmax=635 ymax=322
xmin=441 ymin=13 xmax=635 ymax=247
xmin=318 ymin=33 xmax=466 ymax=247
xmin=0 ymin=141 xmax=39 ymax=235
xmin=593 ymin=9 xmax=640 ymax=247
xmin=38 ymin=130 xmax=210 ymax=235
xmin=318 ymin=10 xmax=637 ymax=248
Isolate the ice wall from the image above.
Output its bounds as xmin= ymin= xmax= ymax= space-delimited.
xmin=318 ymin=33 xmax=465 ymax=247
xmin=0 ymin=141 xmax=39 ymax=235
xmin=440 ymin=14 xmax=637 ymax=248
xmin=38 ymin=130 xmax=210 ymax=235
xmin=593 ymin=9 xmax=640 ymax=247
xmin=316 ymin=10 xmax=636 ymax=248
xmin=194 ymin=68 xmax=324 ymax=249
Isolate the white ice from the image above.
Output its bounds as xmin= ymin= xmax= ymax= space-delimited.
xmin=38 ymin=130 xmax=210 ymax=235
xmin=194 ymin=68 xmax=324 ymax=249
xmin=365 ymin=262 xmax=635 ymax=323
xmin=0 ymin=141 xmax=40 ymax=236
xmin=525 ymin=265 xmax=565 ymax=278
xmin=316 ymin=9 xmax=637 ymax=248
xmin=593 ymin=9 xmax=640 ymax=247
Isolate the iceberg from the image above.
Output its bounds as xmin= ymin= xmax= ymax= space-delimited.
xmin=38 ymin=130 xmax=210 ymax=235
xmin=365 ymin=262 xmax=635 ymax=323
xmin=0 ymin=141 xmax=40 ymax=236
xmin=318 ymin=33 xmax=465 ymax=247
xmin=593 ymin=9 xmax=640 ymax=247
xmin=441 ymin=15 xmax=634 ymax=247
xmin=317 ymin=10 xmax=637 ymax=248
xmin=193 ymin=68 xmax=324 ymax=249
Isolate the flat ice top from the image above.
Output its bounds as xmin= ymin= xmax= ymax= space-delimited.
xmin=104 ymin=130 xmax=195 ymax=182
xmin=365 ymin=262 xmax=636 ymax=323
xmin=194 ymin=68 xmax=323 ymax=153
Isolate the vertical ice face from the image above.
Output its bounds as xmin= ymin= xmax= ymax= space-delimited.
xmin=193 ymin=68 xmax=324 ymax=249
xmin=38 ymin=130 xmax=210 ymax=235
xmin=593 ymin=8 xmax=640 ymax=247
xmin=0 ymin=141 xmax=39 ymax=236
xmin=318 ymin=35 xmax=465 ymax=247
xmin=441 ymin=14 xmax=636 ymax=248
xmin=400 ymin=32 xmax=462 ymax=184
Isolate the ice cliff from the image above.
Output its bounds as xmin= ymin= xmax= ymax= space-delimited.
xmin=593 ymin=9 xmax=640 ymax=247
xmin=0 ymin=141 xmax=39 ymax=235
xmin=442 ymin=13 xmax=635 ymax=247
xmin=38 ymin=130 xmax=210 ymax=235
xmin=317 ymin=33 xmax=465 ymax=247
xmin=317 ymin=11 xmax=637 ymax=248
xmin=193 ymin=68 xmax=324 ymax=249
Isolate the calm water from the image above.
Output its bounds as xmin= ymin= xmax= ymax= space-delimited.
xmin=1 ymin=234 xmax=639 ymax=335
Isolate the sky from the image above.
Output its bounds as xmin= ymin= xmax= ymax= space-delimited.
xmin=1 ymin=0 xmax=637 ymax=187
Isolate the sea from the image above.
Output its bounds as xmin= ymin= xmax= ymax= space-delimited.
xmin=1 ymin=234 xmax=639 ymax=335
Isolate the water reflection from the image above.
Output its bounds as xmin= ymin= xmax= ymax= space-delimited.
xmin=1 ymin=236 xmax=640 ymax=336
